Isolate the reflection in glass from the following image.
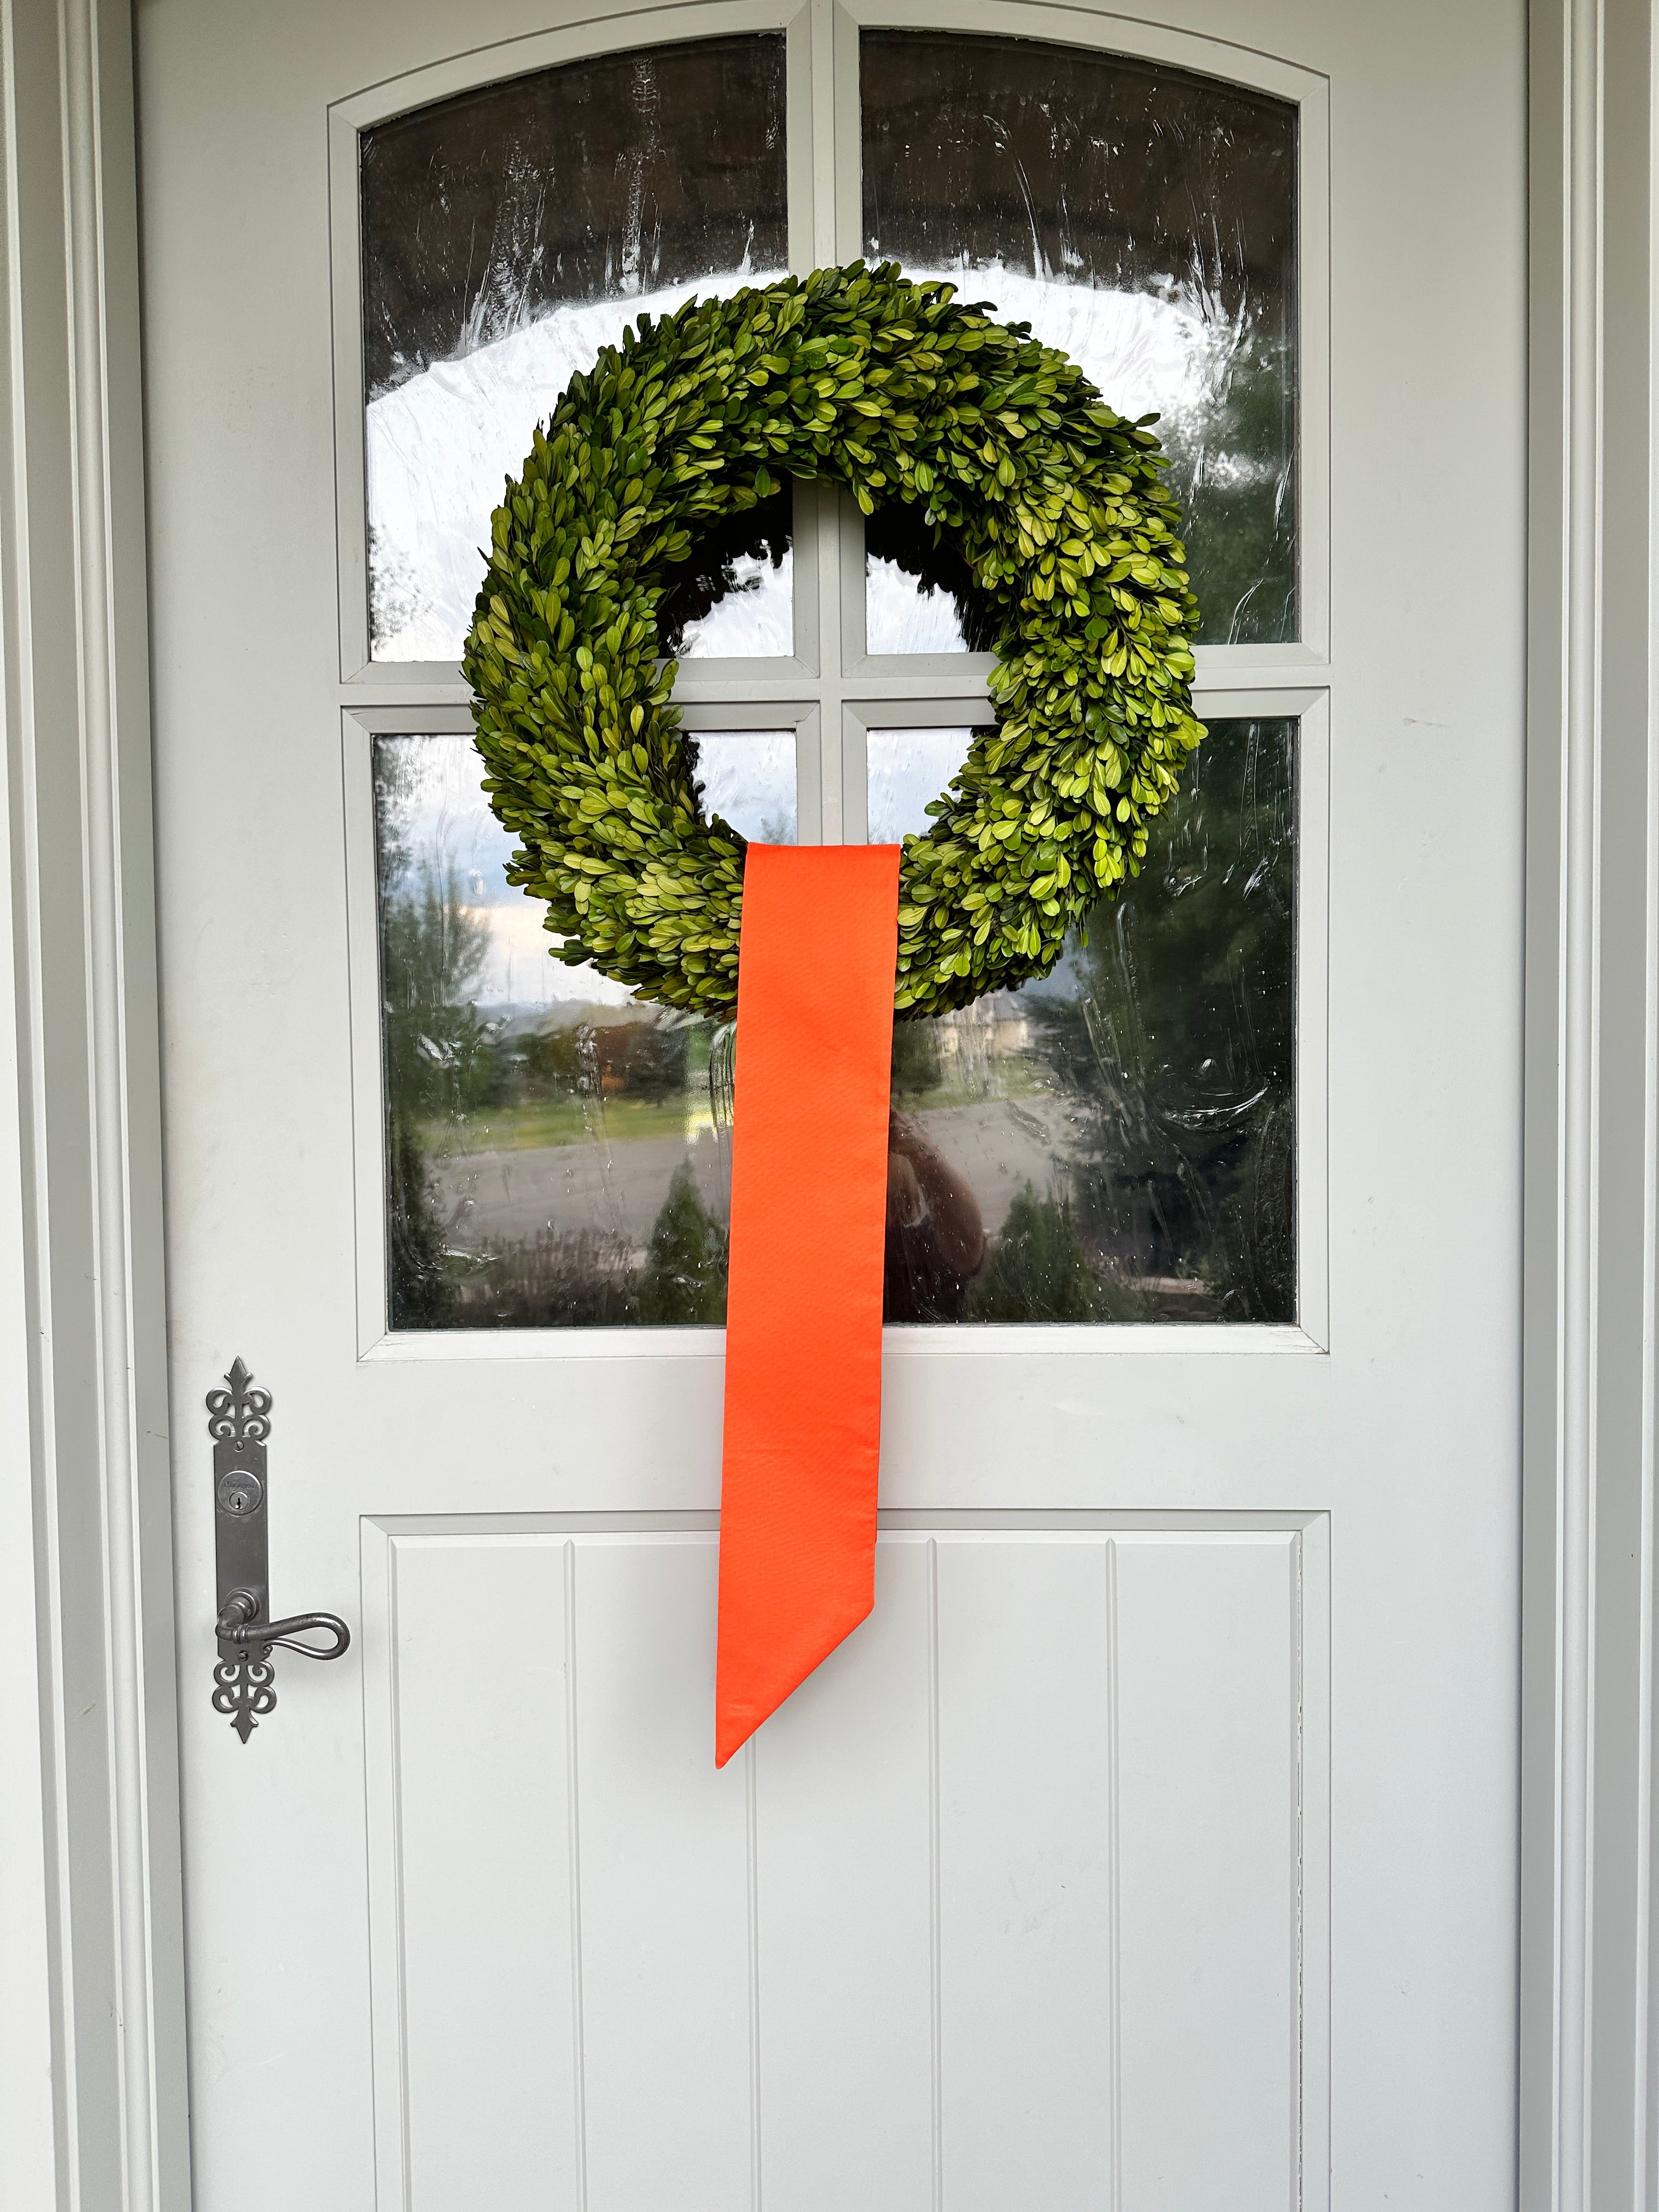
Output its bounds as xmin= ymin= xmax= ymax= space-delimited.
xmin=865 ymin=503 xmax=997 ymax=657
xmin=861 ymin=31 xmax=1297 ymax=649
xmin=676 ymin=554 xmax=793 ymax=656
xmin=867 ymin=561 xmax=965 ymax=654
xmin=377 ymin=723 xmax=1294 ymax=1329
xmin=867 ymin=726 xmax=977 ymax=843
xmin=689 ymin=731 xmax=797 ymax=844
xmin=362 ymin=37 xmax=788 ymax=661
xmin=661 ymin=488 xmax=794 ymax=659
xmin=375 ymin=736 xmax=734 ymax=1329
xmin=883 ymin=720 xmax=1296 ymax=1324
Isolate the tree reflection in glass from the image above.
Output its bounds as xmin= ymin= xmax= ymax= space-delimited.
xmin=878 ymin=719 xmax=1295 ymax=1325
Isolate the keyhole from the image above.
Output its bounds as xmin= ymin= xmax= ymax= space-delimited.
xmin=217 ymin=1466 xmax=262 ymax=1515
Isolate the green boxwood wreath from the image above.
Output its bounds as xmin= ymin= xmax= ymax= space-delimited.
xmin=464 ymin=262 xmax=1205 ymax=1020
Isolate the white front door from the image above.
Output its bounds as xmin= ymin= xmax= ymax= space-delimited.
xmin=140 ymin=0 xmax=1525 ymax=2202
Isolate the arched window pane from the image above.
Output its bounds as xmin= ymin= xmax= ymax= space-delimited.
xmin=862 ymin=31 xmax=1297 ymax=648
xmin=362 ymin=36 xmax=789 ymax=661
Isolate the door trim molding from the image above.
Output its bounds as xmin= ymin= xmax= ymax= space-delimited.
xmin=1522 ymin=0 xmax=1659 ymax=2205
xmin=0 ymin=3 xmax=188 ymax=2208
xmin=0 ymin=0 xmax=1646 ymax=2204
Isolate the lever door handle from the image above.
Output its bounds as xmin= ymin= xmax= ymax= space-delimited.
xmin=216 ymin=1587 xmax=352 ymax=1662
xmin=206 ymin=1359 xmax=353 ymax=1740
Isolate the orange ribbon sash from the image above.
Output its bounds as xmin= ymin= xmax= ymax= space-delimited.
xmin=715 ymin=843 xmax=901 ymax=1766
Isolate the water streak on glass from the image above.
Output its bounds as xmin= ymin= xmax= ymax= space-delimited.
xmin=376 ymin=723 xmax=1293 ymax=1329
xmin=861 ymin=31 xmax=1297 ymax=650
xmin=361 ymin=37 xmax=789 ymax=662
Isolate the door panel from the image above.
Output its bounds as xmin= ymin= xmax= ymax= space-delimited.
xmin=362 ymin=1517 xmax=1321 ymax=2209
xmin=137 ymin=0 xmax=1523 ymax=2202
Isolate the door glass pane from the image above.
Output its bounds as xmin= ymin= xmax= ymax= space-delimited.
xmin=375 ymin=735 xmax=744 ymax=1329
xmin=361 ymin=36 xmax=788 ymax=662
xmin=690 ymin=730 xmax=798 ymax=845
xmin=882 ymin=719 xmax=1296 ymax=1324
xmin=659 ymin=487 xmax=795 ymax=661
xmin=861 ymin=31 xmax=1297 ymax=650
xmin=376 ymin=734 xmax=793 ymax=1333
xmin=867 ymin=726 xmax=977 ymax=843
xmin=375 ymin=721 xmax=1292 ymax=1330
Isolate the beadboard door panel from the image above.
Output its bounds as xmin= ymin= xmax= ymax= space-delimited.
xmin=362 ymin=1516 xmax=1325 ymax=2210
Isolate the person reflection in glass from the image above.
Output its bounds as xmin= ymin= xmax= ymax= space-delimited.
xmin=884 ymin=1110 xmax=985 ymax=1322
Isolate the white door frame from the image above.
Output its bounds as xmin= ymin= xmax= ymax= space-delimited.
xmin=0 ymin=1 xmax=1647 ymax=2205
xmin=1521 ymin=3 xmax=1659 ymax=2201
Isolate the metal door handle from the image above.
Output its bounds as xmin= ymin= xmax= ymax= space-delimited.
xmin=216 ymin=1587 xmax=351 ymax=1661
xmin=206 ymin=1359 xmax=352 ymax=1740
